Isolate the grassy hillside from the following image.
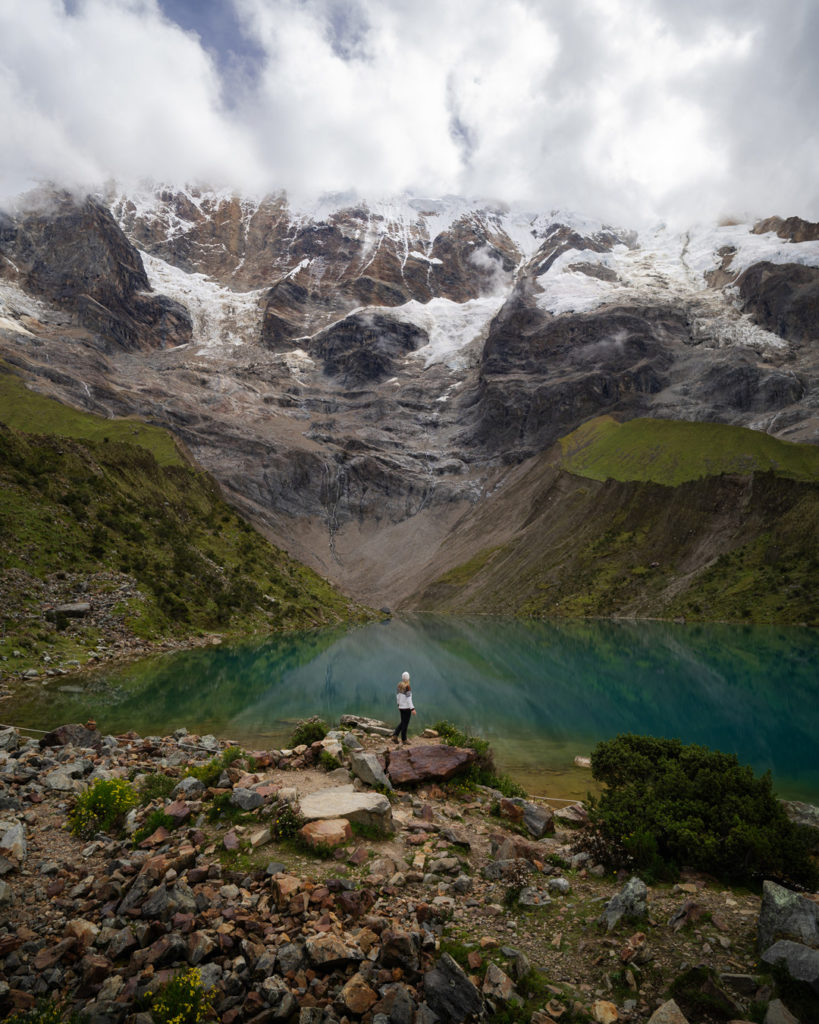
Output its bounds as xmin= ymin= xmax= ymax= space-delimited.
xmin=0 ymin=366 xmax=369 ymax=673
xmin=411 ymin=419 xmax=819 ymax=625
xmin=0 ymin=363 xmax=183 ymax=466
xmin=560 ymin=416 xmax=819 ymax=485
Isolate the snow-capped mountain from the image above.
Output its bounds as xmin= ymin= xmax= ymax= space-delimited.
xmin=0 ymin=185 xmax=817 ymax=607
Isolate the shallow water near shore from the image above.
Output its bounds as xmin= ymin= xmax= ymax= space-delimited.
xmin=5 ymin=615 xmax=819 ymax=803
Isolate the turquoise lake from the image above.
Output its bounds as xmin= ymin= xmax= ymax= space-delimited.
xmin=6 ymin=616 xmax=819 ymax=804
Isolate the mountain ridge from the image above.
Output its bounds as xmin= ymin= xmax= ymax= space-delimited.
xmin=1 ymin=185 xmax=817 ymax=619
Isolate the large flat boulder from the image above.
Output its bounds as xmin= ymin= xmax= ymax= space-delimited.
xmin=298 ymin=785 xmax=393 ymax=832
xmin=387 ymin=745 xmax=476 ymax=785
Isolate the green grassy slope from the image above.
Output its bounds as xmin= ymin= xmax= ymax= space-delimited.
xmin=0 ymin=366 xmax=368 ymax=671
xmin=0 ymin=363 xmax=183 ymax=467
xmin=560 ymin=416 xmax=819 ymax=485
xmin=412 ymin=419 xmax=819 ymax=625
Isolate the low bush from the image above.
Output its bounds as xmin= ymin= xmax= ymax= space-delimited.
xmin=582 ymin=733 xmax=819 ymax=889
xmin=6 ymin=998 xmax=86 ymax=1024
xmin=184 ymin=746 xmax=245 ymax=788
xmin=270 ymin=801 xmax=306 ymax=840
xmin=433 ymin=720 xmax=527 ymax=797
xmin=132 ymin=809 xmax=177 ymax=846
xmin=289 ymin=717 xmax=328 ymax=747
xmin=319 ymin=749 xmax=342 ymax=771
xmin=147 ymin=966 xmax=213 ymax=1024
xmin=137 ymin=772 xmax=176 ymax=804
xmin=68 ymin=778 xmax=139 ymax=838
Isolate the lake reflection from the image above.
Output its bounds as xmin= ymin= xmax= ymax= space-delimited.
xmin=8 ymin=616 xmax=819 ymax=802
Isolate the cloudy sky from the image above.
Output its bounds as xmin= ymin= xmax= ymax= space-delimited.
xmin=1 ymin=0 xmax=818 ymax=224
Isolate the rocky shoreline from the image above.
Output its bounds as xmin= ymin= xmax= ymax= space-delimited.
xmin=0 ymin=718 xmax=817 ymax=1024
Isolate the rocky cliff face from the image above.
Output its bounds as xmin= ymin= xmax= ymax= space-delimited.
xmin=0 ymin=186 xmax=817 ymax=609
xmin=0 ymin=190 xmax=191 ymax=352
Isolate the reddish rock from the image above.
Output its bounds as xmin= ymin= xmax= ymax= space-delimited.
xmin=387 ymin=745 xmax=476 ymax=785
xmin=272 ymin=874 xmax=303 ymax=908
xmin=80 ymin=953 xmax=111 ymax=991
xmin=164 ymin=800 xmax=191 ymax=826
xmin=298 ymin=819 xmax=352 ymax=850
xmin=33 ymin=937 xmax=76 ymax=969
xmin=499 ymin=798 xmax=525 ymax=822
xmin=139 ymin=826 xmax=171 ymax=849
xmin=338 ymin=972 xmax=378 ymax=1014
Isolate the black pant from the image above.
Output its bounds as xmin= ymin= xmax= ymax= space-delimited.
xmin=393 ymin=708 xmax=412 ymax=741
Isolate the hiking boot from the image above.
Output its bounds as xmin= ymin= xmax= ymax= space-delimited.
xmin=391 ymin=735 xmax=399 ymax=744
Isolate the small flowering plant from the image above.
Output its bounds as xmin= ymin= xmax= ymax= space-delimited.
xmin=148 ymin=967 xmax=213 ymax=1024
xmin=68 ymin=777 xmax=139 ymax=837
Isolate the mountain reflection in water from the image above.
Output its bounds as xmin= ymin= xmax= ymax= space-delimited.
xmin=8 ymin=616 xmax=819 ymax=803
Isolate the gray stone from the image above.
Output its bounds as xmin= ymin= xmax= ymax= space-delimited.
xmin=171 ymin=776 xmax=206 ymax=799
xmin=761 ymin=939 xmax=819 ymax=993
xmin=373 ymin=983 xmax=416 ymax=1024
xmin=424 ymin=952 xmax=483 ymax=1023
xmin=554 ymin=801 xmax=589 ymax=825
xmin=44 ymin=766 xmax=86 ymax=793
xmin=299 ymin=784 xmax=393 ymax=832
xmin=230 ymin=787 xmax=263 ymax=810
xmin=198 ymin=962 xmax=223 ymax=992
xmin=758 ymin=880 xmax=819 ymax=953
xmin=0 ymin=878 xmax=14 ymax=905
xmin=261 ymin=976 xmax=298 ymax=1018
xmin=647 ymin=1000 xmax=689 ymax=1024
xmin=349 ymin=751 xmax=392 ymax=790
xmin=764 ymin=997 xmax=801 ymax=1024
xmin=342 ymin=732 xmax=363 ymax=750
xmin=0 ymin=822 xmax=26 ymax=865
xmin=40 ymin=723 xmax=102 ymax=750
xmin=482 ymin=858 xmax=533 ymax=881
xmin=0 ymin=728 xmax=19 ymax=751
xmin=482 ymin=961 xmax=519 ymax=1003
xmin=548 ymin=876 xmax=571 ymax=894
xmin=599 ymin=876 xmax=648 ymax=932
xmin=517 ymin=887 xmax=551 ymax=908
xmin=339 ymin=714 xmax=392 ymax=735
xmin=429 ymin=857 xmax=459 ymax=875
xmin=276 ymin=941 xmax=304 ymax=974
xmin=140 ymin=880 xmax=197 ymax=920
xmin=521 ymin=802 xmax=554 ymax=839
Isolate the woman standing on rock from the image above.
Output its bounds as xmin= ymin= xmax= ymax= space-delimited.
xmin=391 ymin=671 xmax=416 ymax=744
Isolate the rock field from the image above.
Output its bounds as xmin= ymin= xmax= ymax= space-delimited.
xmin=0 ymin=718 xmax=816 ymax=1024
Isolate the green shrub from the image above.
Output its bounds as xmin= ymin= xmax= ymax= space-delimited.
xmin=289 ymin=717 xmax=328 ymax=747
xmin=147 ymin=966 xmax=213 ymax=1024
xmin=132 ymin=809 xmax=177 ymax=846
xmin=583 ymin=734 xmax=819 ymax=889
xmin=137 ymin=772 xmax=176 ymax=805
xmin=433 ymin=720 xmax=527 ymax=796
xmin=68 ymin=778 xmax=139 ymax=838
xmin=270 ymin=801 xmax=306 ymax=840
xmin=319 ymin=750 xmax=342 ymax=771
xmin=206 ymin=791 xmax=247 ymax=825
xmin=185 ymin=746 xmax=245 ymax=788
xmin=6 ymin=998 xmax=86 ymax=1024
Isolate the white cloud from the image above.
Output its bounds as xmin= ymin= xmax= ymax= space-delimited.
xmin=1 ymin=0 xmax=817 ymax=224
